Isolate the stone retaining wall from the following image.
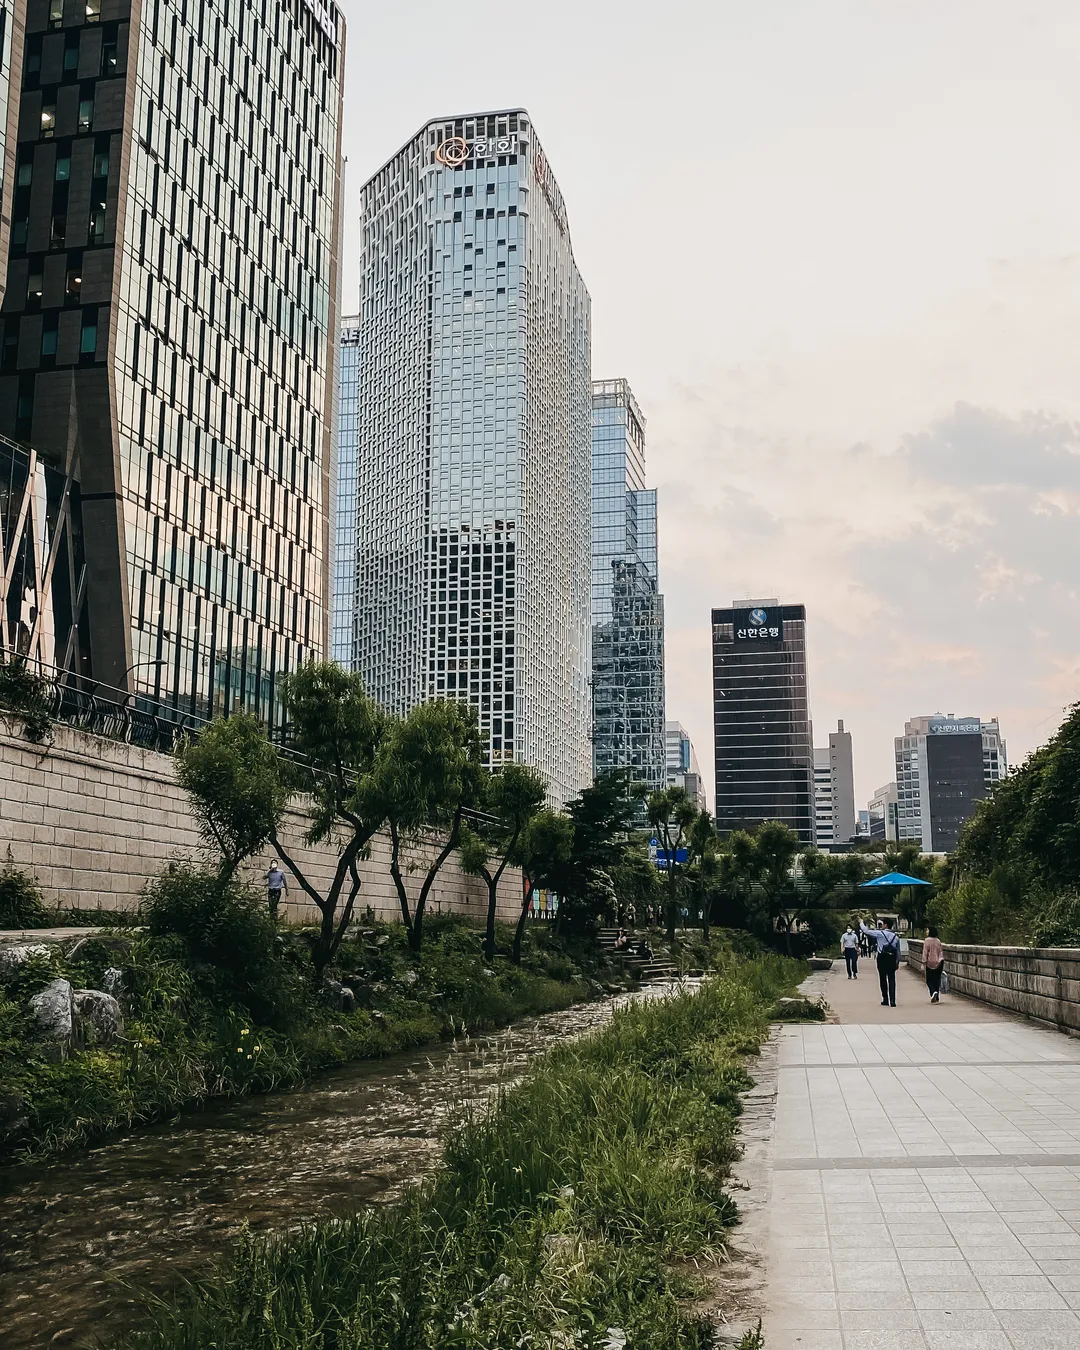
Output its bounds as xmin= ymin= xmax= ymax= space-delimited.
xmin=0 ymin=718 xmax=522 ymax=926
xmin=907 ymin=937 xmax=1080 ymax=1033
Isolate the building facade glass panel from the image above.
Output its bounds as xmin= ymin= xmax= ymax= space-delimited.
xmin=0 ymin=0 xmax=345 ymax=725
xmin=591 ymin=377 xmax=664 ymax=797
xmin=348 ymin=109 xmax=591 ymax=802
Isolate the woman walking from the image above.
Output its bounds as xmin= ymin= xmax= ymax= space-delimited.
xmin=924 ymin=927 xmax=945 ymax=1003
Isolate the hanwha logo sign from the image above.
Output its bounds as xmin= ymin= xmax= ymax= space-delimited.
xmin=435 ymin=136 xmax=469 ymax=168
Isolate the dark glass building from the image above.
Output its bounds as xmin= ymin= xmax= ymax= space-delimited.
xmin=0 ymin=0 xmax=345 ymax=724
xmin=591 ymin=378 xmax=665 ymax=797
xmin=711 ymin=600 xmax=814 ymax=843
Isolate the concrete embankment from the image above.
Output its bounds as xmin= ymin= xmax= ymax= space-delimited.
xmin=908 ymin=937 xmax=1080 ymax=1034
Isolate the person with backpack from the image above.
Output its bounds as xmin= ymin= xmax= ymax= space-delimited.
xmin=860 ymin=916 xmax=902 ymax=1007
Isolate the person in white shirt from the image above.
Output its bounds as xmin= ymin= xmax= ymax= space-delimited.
xmin=840 ymin=925 xmax=859 ymax=979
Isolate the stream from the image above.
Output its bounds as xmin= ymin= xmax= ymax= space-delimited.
xmin=0 ymin=984 xmax=684 ymax=1349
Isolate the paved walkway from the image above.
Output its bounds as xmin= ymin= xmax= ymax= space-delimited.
xmin=764 ymin=961 xmax=1080 ymax=1350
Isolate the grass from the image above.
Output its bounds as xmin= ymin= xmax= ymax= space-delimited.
xmin=0 ymin=915 xmax=631 ymax=1162
xmin=113 ymin=952 xmax=804 ymax=1350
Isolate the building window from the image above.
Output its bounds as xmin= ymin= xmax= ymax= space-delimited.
xmin=89 ymin=202 xmax=106 ymax=243
xmin=11 ymin=219 xmax=27 ymax=247
xmin=48 ymin=0 xmax=63 ymax=28
xmin=66 ymin=267 xmax=82 ymax=299
xmin=27 ymin=270 xmax=43 ymax=303
xmin=41 ymin=320 xmax=58 ymax=357
xmin=92 ymin=148 xmax=108 ymax=178
xmin=63 ymin=35 xmax=79 ymax=72
xmin=85 ymin=0 xmax=102 ymax=20
xmin=51 ymin=214 xmax=66 ymax=247
xmin=80 ymin=312 xmax=98 ymax=356
xmin=78 ymin=99 xmax=94 ymax=132
xmin=55 ymin=154 xmax=71 ymax=180
xmin=17 ymin=156 xmax=32 ymax=186
xmin=41 ymin=105 xmax=56 ymax=138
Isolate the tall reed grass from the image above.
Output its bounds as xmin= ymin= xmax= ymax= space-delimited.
xmin=117 ymin=953 xmax=803 ymax=1349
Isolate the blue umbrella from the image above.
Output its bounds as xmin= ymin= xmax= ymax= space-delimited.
xmin=860 ymin=871 xmax=932 ymax=887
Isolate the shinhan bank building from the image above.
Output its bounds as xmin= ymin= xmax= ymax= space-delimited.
xmin=340 ymin=110 xmax=593 ymax=803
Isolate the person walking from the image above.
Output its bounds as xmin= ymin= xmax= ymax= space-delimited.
xmin=923 ymin=926 xmax=945 ymax=1003
xmin=266 ymin=862 xmax=287 ymax=919
xmin=841 ymin=924 xmax=859 ymax=979
xmin=860 ymin=916 xmax=902 ymax=1007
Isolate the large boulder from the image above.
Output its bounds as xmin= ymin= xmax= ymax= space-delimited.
xmin=0 ymin=943 xmax=54 ymax=972
xmin=74 ymin=989 xmax=124 ymax=1045
xmin=29 ymin=978 xmax=74 ymax=1048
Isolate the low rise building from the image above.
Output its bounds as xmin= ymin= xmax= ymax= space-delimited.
xmin=895 ymin=714 xmax=1007 ymax=853
xmin=665 ymin=720 xmax=707 ymax=810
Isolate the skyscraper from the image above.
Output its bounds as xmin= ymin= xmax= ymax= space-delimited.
xmin=591 ymin=378 xmax=664 ymax=796
xmin=347 ymin=109 xmax=592 ymax=802
xmin=0 ymin=0 xmax=345 ymax=724
xmin=331 ymin=315 xmax=359 ymax=667
xmin=895 ymin=714 xmax=1007 ymax=852
xmin=813 ymin=718 xmax=855 ymax=848
xmin=712 ymin=600 xmax=814 ymax=844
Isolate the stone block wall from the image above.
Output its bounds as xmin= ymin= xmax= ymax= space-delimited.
xmin=0 ymin=718 xmax=522 ymax=926
xmin=907 ymin=937 xmax=1080 ymax=1033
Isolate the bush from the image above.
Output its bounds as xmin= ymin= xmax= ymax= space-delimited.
xmin=1030 ymin=893 xmax=1080 ymax=948
xmin=142 ymin=867 xmax=304 ymax=1028
xmin=0 ymin=865 xmax=50 ymax=928
xmin=0 ymin=656 xmax=53 ymax=742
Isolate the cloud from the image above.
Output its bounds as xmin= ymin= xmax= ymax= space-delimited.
xmin=653 ymin=397 xmax=1080 ymax=804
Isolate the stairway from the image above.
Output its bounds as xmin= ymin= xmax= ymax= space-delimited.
xmin=596 ymin=927 xmax=679 ymax=983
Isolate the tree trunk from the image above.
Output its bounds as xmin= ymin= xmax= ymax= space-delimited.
xmin=665 ymin=870 xmax=677 ymax=942
xmin=702 ymin=889 xmax=710 ymax=945
xmin=388 ymin=821 xmax=416 ymax=947
xmin=512 ymin=882 xmax=536 ymax=965
xmin=484 ymin=874 xmax=498 ymax=963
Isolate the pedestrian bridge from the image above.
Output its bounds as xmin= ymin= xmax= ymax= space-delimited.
xmin=762 ymin=961 xmax=1080 ymax=1350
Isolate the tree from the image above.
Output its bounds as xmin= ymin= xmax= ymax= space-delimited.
xmin=459 ymin=762 xmax=548 ymax=962
xmin=511 ymin=809 xmax=574 ymax=964
xmin=719 ymin=821 xmax=803 ymax=952
xmin=647 ymin=786 xmax=700 ymax=940
xmin=176 ymin=712 xmax=288 ymax=882
xmin=686 ymin=810 xmax=720 ymax=942
xmin=610 ymin=843 xmax=663 ymax=927
xmin=556 ymin=771 xmax=644 ymax=932
xmin=272 ymin=663 xmax=390 ymax=978
xmin=380 ymin=700 xmax=484 ymax=954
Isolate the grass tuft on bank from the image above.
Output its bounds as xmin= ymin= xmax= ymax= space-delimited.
xmin=115 ymin=953 xmax=803 ymax=1350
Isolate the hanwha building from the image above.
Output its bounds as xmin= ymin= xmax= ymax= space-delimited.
xmin=343 ymin=110 xmax=593 ymax=802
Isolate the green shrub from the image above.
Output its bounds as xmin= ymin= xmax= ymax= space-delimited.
xmin=0 ymin=865 xmax=50 ymax=928
xmin=0 ymin=656 xmax=53 ymax=742
xmin=1030 ymin=893 xmax=1080 ymax=948
xmin=142 ymin=867 xmax=304 ymax=1028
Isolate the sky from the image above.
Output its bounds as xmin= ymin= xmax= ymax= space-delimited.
xmin=335 ymin=0 xmax=1080 ymax=808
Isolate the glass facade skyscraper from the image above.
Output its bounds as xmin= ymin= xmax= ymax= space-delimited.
xmin=331 ymin=314 xmax=359 ymax=667
xmin=0 ymin=0 xmax=345 ymax=724
xmin=591 ymin=378 xmax=664 ymax=795
xmin=712 ymin=600 xmax=815 ymax=843
xmin=346 ymin=109 xmax=592 ymax=803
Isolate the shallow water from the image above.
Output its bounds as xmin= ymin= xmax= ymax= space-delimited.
xmin=0 ymin=984 xmax=687 ymax=1349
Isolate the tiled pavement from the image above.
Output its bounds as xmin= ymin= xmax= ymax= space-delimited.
xmin=764 ymin=963 xmax=1080 ymax=1349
